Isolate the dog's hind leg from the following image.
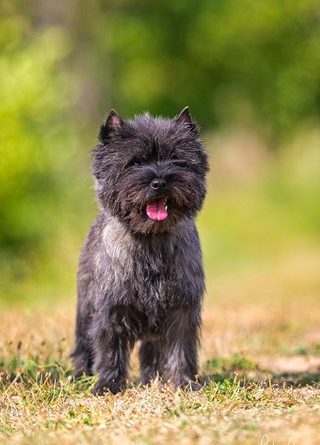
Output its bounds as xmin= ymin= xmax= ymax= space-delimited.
xmin=139 ymin=338 xmax=161 ymax=385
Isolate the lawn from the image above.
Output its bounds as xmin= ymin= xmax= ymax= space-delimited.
xmin=1 ymin=273 xmax=320 ymax=445
xmin=1 ymin=134 xmax=320 ymax=444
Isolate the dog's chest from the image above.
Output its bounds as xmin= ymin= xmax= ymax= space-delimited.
xmin=131 ymin=243 xmax=179 ymax=305
xmin=100 ymin=224 xmax=185 ymax=313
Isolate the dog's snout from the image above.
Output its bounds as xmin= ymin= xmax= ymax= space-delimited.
xmin=151 ymin=178 xmax=167 ymax=190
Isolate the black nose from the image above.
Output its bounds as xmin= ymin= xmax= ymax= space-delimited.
xmin=151 ymin=178 xmax=167 ymax=190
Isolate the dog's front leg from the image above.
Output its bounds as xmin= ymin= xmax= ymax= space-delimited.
xmin=91 ymin=320 xmax=130 ymax=395
xmin=161 ymin=308 xmax=201 ymax=390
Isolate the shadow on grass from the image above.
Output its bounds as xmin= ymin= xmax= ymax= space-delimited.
xmin=201 ymin=371 xmax=320 ymax=388
xmin=201 ymin=355 xmax=320 ymax=387
xmin=0 ymin=355 xmax=79 ymax=389
xmin=1 ymin=353 xmax=320 ymax=391
xmin=0 ymin=365 xmax=95 ymax=398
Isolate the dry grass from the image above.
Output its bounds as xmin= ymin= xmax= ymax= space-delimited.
xmin=1 ymin=247 xmax=320 ymax=445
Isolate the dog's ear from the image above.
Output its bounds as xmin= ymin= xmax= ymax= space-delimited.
xmin=175 ymin=106 xmax=198 ymax=134
xmin=98 ymin=109 xmax=123 ymax=143
xmin=176 ymin=106 xmax=192 ymax=125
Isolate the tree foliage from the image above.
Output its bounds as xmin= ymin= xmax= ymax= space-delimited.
xmin=0 ymin=16 xmax=73 ymax=249
xmin=71 ymin=0 xmax=320 ymax=139
xmin=1 ymin=1 xmax=320 ymax=295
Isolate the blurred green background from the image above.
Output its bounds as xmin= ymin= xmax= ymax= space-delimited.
xmin=1 ymin=0 xmax=319 ymax=305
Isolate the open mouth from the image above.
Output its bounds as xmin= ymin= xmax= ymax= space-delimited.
xmin=146 ymin=198 xmax=168 ymax=221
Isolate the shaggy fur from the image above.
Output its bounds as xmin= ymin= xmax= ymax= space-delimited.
xmin=71 ymin=107 xmax=209 ymax=395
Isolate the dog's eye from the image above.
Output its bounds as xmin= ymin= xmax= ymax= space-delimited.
xmin=126 ymin=158 xmax=142 ymax=168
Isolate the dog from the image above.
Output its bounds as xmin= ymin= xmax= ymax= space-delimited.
xmin=71 ymin=107 xmax=209 ymax=394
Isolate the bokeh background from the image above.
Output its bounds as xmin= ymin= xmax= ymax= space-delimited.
xmin=1 ymin=0 xmax=320 ymax=308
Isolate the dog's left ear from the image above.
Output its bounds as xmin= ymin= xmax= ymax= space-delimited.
xmin=98 ymin=109 xmax=123 ymax=143
xmin=175 ymin=106 xmax=198 ymax=134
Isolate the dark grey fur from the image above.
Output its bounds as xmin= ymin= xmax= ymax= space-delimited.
xmin=71 ymin=107 xmax=209 ymax=395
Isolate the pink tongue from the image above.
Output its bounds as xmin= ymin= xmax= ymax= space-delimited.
xmin=146 ymin=199 xmax=168 ymax=221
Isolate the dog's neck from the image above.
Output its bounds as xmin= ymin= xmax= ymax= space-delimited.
xmin=100 ymin=209 xmax=192 ymax=249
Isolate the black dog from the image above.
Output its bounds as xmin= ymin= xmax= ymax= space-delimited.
xmin=71 ymin=107 xmax=209 ymax=394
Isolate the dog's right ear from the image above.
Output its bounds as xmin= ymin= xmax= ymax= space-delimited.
xmin=175 ymin=106 xmax=199 ymax=135
xmin=98 ymin=109 xmax=123 ymax=143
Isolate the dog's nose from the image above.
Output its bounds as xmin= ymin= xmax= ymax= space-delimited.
xmin=151 ymin=178 xmax=167 ymax=190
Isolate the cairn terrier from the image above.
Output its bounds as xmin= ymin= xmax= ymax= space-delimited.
xmin=71 ymin=107 xmax=209 ymax=394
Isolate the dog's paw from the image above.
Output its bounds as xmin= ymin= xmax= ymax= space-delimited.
xmin=181 ymin=380 xmax=202 ymax=391
xmin=72 ymin=367 xmax=91 ymax=381
xmin=92 ymin=377 xmax=125 ymax=396
xmin=172 ymin=377 xmax=202 ymax=392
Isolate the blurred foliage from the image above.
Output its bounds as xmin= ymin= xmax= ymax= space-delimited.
xmin=0 ymin=1 xmax=319 ymax=302
xmin=0 ymin=19 xmax=72 ymax=249
xmin=67 ymin=0 xmax=320 ymax=141
xmin=0 ymin=11 xmax=82 ymax=299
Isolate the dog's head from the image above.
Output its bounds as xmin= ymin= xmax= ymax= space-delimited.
xmin=93 ymin=107 xmax=209 ymax=234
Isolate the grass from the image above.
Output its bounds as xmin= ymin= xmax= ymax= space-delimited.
xmin=1 ymin=249 xmax=320 ymax=445
xmin=1 ymin=299 xmax=320 ymax=445
xmin=1 ymin=131 xmax=320 ymax=444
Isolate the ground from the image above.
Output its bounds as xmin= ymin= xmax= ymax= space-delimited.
xmin=1 ymin=246 xmax=320 ymax=445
